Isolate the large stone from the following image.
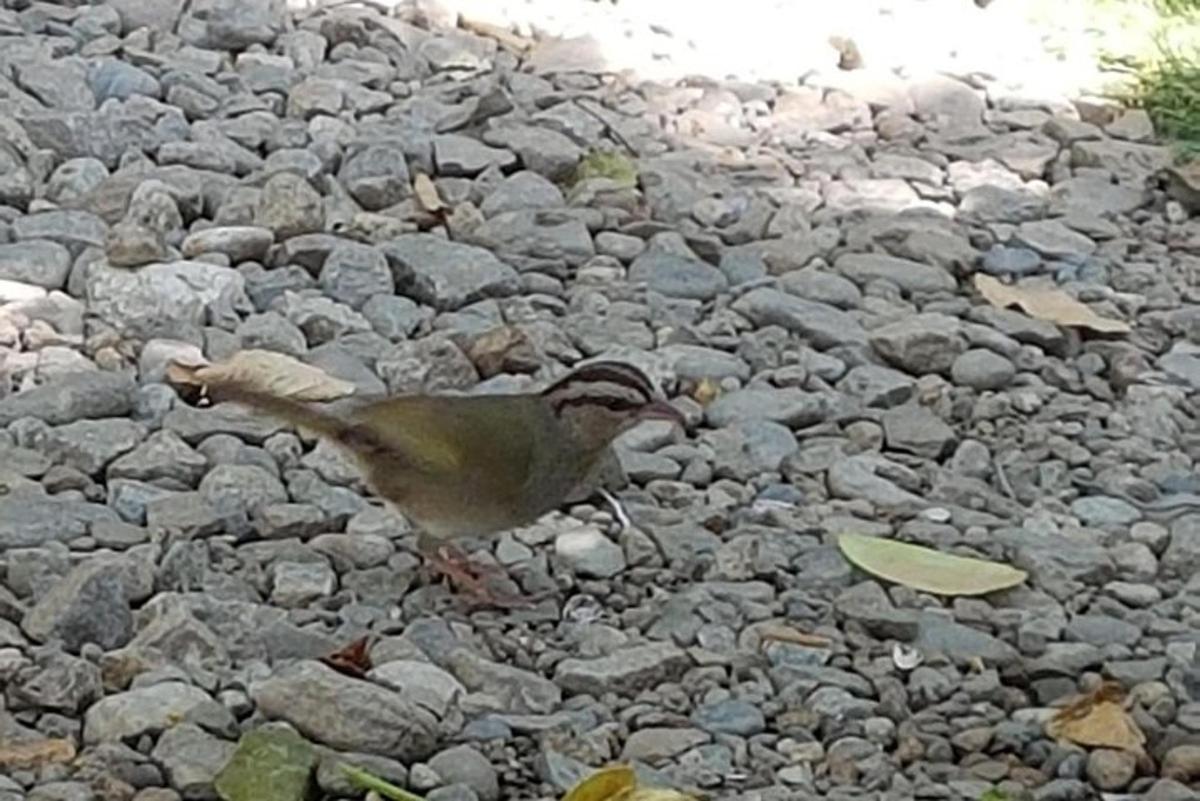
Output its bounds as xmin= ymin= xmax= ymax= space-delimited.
xmin=731 ymin=288 xmax=866 ymax=348
xmin=87 ymin=260 xmax=250 ymax=343
xmin=250 ymin=661 xmax=438 ymax=761
xmin=381 ymin=234 xmax=520 ymax=312
xmin=555 ymin=643 xmax=691 ymax=696
xmin=869 ymin=313 xmax=966 ymax=375
xmin=835 ymin=253 xmax=957 ymax=295
xmin=84 ymin=682 xmax=235 ymax=743
xmin=22 ymin=561 xmax=134 ymax=653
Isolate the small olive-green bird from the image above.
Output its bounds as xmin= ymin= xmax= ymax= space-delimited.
xmin=215 ymin=360 xmax=685 ymax=604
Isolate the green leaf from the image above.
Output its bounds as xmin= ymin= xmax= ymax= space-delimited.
xmin=836 ymin=534 xmax=1027 ymax=596
xmin=340 ymin=763 xmax=427 ymax=801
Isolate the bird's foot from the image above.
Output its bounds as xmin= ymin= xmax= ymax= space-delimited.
xmin=422 ymin=542 xmax=535 ymax=609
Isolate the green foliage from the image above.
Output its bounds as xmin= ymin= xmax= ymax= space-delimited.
xmin=1110 ymin=36 xmax=1200 ymax=162
xmin=1153 ymin=0 xmax=1200 ymax=16
xmin=571 ymin=149 xmax=638 ymax=188
xmin=979 ymin=789 xmax=1011 ymax=801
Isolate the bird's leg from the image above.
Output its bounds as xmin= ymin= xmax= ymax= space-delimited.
xmin=416 ymin=534 xmax=532 ymax=609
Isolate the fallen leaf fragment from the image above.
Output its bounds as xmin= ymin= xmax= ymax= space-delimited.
xmin=1046 ymin=681 xmax=1147 ymax=757
xmin=412 ymin=173 xmax=445 ymax=214
xmin=561 ymin=764 xmax=698 ymax=801
xmin=755 ymin=623 xmax=832 ymax=649
xmin=974 ymin=273 xmax=1131 ymax=334
xmin=320 ymin=635 xmax=373 ymax=679
xmin=836 ymin=533 xmax=1027 ymax=596
xmin=0 ymin=737 xmax=76 ymax=769
xmin=166 ymin=349 xmax=357 ymax=402
xmin=563 ymin=765 xmax=636 ymax=801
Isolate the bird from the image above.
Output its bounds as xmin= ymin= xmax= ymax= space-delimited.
xmin=211 ymin=359 xmax=686 ymax=605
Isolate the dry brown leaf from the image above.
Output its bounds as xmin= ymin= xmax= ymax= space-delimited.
xmin=321 ymin=635 xmax=373 ymax=679
xmin=413 ymin=173 xmax=445 ymax=214
xmin=562 ymin=765 xmax=637 ymax=801
xmin=974 ymin=274 xmax=1131 ymax=334
xmin=0 ymin=737 xmax=76 ymax=769
xmin=166 ymin=350 xmax=357 ymax=402
xmin=1046 ymin=682 xmax=1147 ymax=756
xmin=755 ymin=623 xmax=832 ymax=649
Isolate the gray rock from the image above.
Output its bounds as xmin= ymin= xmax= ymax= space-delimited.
xmin=270 ymin=560 xmax=337 ymax=607
xmin=554 ymin=525 xmax=626 ymax=579
xmin=706 ymin=387 xmax=832 ymax=428
xmin=152 ymin=722 xmax=237 ymax=799
xmin=1070 ymin=496 xmax=1142 ymax=527
xmin=0 ymin=241 xmax=73 ymax=289
xmin=980 ymin=244 xmax=1043 ymax=276
xmin=463 ymin=209 xmax=594 ymax=268
xmin=13 ymin=210 xmax=107 ymax=258
xmin=950 ymin=348 xmax=1016 ymax=390
xmin=869 ymin=313 xmax=966 ymax=374
xmin=26 ymin=418 xmax=146 ymax=476
xmin=250 ymin=660 xmax=438 ymax=761
xmin=181 ymin=226 xmax=274 ymax=263
xmin=835 ymin=253 xmax=957 ymax=295
xmin=369 ymin=660 xmax=466 ymax=719
xmin=481 ymin=124 xmax=582 ymax=181
xmin=434 ymin=134 xmax=517 ymax=177
xmin=84 ymin=681 xmax=234 ymax=743
xmin=0 ymin=371 xmax=135 ymax=427
xmin=319 ymin=242 xmax=394 ymax=309
xmin=702 ymin=419 xmax=799 ymax=481
xmin=479 ymin=171 xmax=565 ymax=216
xmin=1013 ymin=219 xmax=1097 ymax=263
xmin=881 ymin=404 xmax=956 ymax=459
xmin=10 ymin=650 xmax=103 ymax=712
xmin=362 ymin=294 xmax=430 ymax=340
xmin=22 ymin=560 xmax=134 ymax=652
xmin=0 ymin=497 xmax=119 ymax=549
xmin=731 ymin=288 xmax=867 ymax=348
xmin=429 ymin=745 xmax=499 ymax=801
xmin=87 ymin=259 xmax=250 ymax=343
xmin=338 ymin=144 xmax=411 ymax=210
xmin=1163 ymin=514 xmax=1200 ymax=578
xmin=780 ymin=268 xmax=863 ymax=309
xmin=199 ymin=464 xmax=288 ymax=519
xmin=555 ymin=642 xmax=691 ymax=696
xmin=44 ymin=157 xmax=109 ymax=205
xmin=628 ymin=251 xmax=728 ymax=301
xmin=692 ymin=698 xmax=766 ymax=736
xmin=381 ymin=234 xmax=520 ymax=312
xmin=837 ymin=364 xmax=915 ymax=407
xmin=280 ymin=298 xmax=371 ymax=351
xmin=255 ymin=172 xmax=324 ymax=239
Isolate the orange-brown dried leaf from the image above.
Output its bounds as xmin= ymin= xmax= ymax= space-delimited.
xmin=321 ymin=636 xmax=373 ymax=679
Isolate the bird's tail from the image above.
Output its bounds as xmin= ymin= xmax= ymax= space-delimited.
xmin=210 ymin=383 xmax=353 ymax=442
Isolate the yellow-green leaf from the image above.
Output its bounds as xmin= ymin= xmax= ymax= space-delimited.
xmin=562 ymin=765 xmax=636 ymax=801
xmin=836 ymin=533 xmax=1027 ymax=596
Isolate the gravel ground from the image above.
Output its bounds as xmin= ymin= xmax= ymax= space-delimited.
xmin=1 ymin=1 xmax=1200 ymax=800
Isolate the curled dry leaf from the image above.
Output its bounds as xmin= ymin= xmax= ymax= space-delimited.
xmin=561 ymin=764 xmax=698 ymax=801
xmin=166 ymin=349 xmax=357 ymax=402
xmin=0 ymin=737 xmax=76 ymax=769
xmin=974 ymin=273 xmax=1131 ymax=334
xmin=1046 ymin=681 xmax=1147 ymax=757
xmin=837 ymin=533 xmax=1027 ymax=596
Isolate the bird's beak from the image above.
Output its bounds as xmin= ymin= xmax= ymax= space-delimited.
xmin=639 ymin=399 xmax=688 ymax=430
